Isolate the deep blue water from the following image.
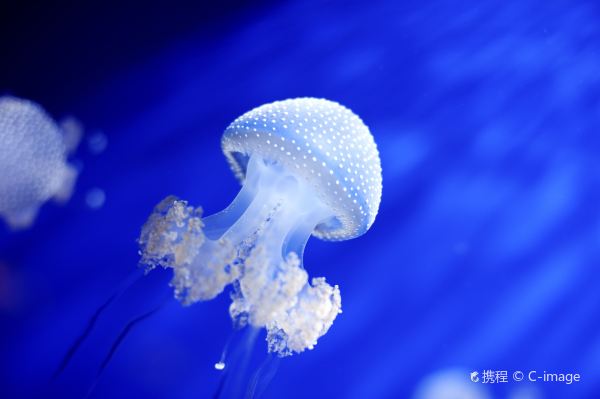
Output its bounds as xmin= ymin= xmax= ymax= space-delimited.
xmin=1 ymin=1 xmax=599 ymax=398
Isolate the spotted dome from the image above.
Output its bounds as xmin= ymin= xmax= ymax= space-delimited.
xmin=221 ymin=98 xmax=382 ymax=241
xmin=0 ymin=96 xmax=70 ymax=222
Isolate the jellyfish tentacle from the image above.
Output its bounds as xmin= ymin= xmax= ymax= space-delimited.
xmin=51 ymin=269 xmax=145 ymax=381
xmin=245 ymin=354 xmax=280 ymax=399
xmin=84 ymin=300 xmax=166 ymax=399
xmin=213 ymin=327 xmax=261 ymax=399
xmin=52 ymin=291 xmax=118 ymax=381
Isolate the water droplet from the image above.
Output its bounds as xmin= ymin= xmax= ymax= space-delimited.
xmin=214 ymin=362 xmax=225 ymax=370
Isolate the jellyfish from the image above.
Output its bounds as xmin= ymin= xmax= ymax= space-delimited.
xmin=138 ymin=97 xmax=382 ymax=357
xmin=0 ymin=96 xmax=79 ymax=229
xmin=412 ymin=369 xmax=492 ymax=399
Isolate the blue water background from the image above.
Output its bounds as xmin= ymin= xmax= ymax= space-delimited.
xmin=1 ymin=1 xmax=599 ymax=398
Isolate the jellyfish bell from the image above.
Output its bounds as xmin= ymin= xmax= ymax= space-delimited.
xmin=0 ymin=96 xmax=79 ymax=229
xmin=221 ymin=98 xmax=382 ymax=241
xmin=139 ymin=98 xmax=382 ymax=356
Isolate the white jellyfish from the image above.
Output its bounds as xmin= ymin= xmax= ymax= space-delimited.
xmin=138 ymin=97 xmax=382 ymax=356
xmin=412 ymin=369 xmax=492 ymax=399
xmin=0 ymin=96 xmax=79 ymax=229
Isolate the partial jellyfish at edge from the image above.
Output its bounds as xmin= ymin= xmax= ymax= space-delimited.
xmin=138 ymin=97 xmax=383 ymax=357
xmin=0 ymin=96 xmax=81 ymax=230
xmin=412 ymin=369 xmax=544 ymax=399
xmin=412 ymin=369 xmax=493 ymax=399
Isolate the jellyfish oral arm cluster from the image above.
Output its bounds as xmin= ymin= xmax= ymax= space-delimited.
xmin=139 ymin=155 xmax=340 ymax=355
xmin=139 ymin=98 xmax=382 ymax=356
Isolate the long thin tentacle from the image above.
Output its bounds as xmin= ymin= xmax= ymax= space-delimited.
xmin=51 ymin=270 xmax=144 ymax=381
xmin=84 ymin=299 xmax=166 ymax=398
xmin=245 ymin=354 xmax=280 ymax=399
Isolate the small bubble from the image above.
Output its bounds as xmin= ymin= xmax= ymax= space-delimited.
xmin=86 ymin=187 xmax=106 ymax=209
xmin=87 ymin=131 xmax=108 ymax=154
xmin=214 ymin=362 xmax=225 ymax=370
xmin=59 ymin=116 xmax=83 ymax=154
